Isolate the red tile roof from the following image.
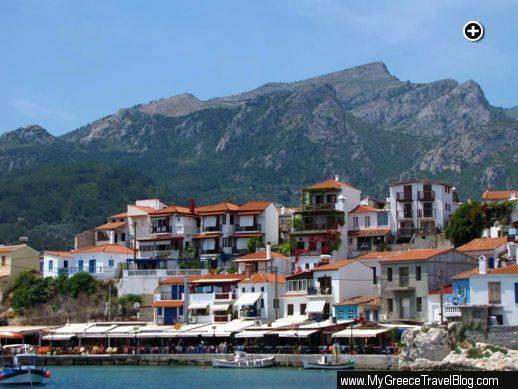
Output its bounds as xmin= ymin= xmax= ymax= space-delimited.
xmin=234 ymin=251 xmax=289 ymax=262
xmin=160 ymin=276 xmax=197 ymax=285
xmin=379 ymin=248 xmax=453 ymax=263
xmin=457 ymin=237 xmax=508 ymax=252
xmin=152 ymin=300 xmax=184 ymax=308
xmin=482 ymin=190 xmax=517 ymax=201
xmin=429 ymin=285 xmax=453 ymax=295
xmin=453 ymin=264 xmax=518 ymax=279
xmin=109 ymin=212 xmax=128 ymax=218
xmin=239 ymin=272 xmax=286 ymax=284
xmin=355 ymin=251 xmax=399 ymax=260
xmin=313 ymin=259 xmax=354 ymax=271
xmin=349 ymin=205 xmax=379 ymax=213
xmin=307 ymin=178 xmax=357 ymax=191
xmin=149 ymin=205 xmax=193 ymax=216
xmin=196 ymin=202 xmax=239 ymax=215
xmin=132 ymin=205 xmax=157 ymax=213
xmin=71 ymin=244 xmax=135 ymax=255
xmin=95 ymin=221 xmax=127 ymax=231
xmin=348 ymin=228 xmax=391 ymax=237
xmin=335 ymin=295 xmax=380 ymax=306
xmin=237 ymin=201 xmax=271 ymax=214
xmin=0 ymin=245 xmax=25 ymax=254
xmin=45 ymin=250 xmax=72 ymax=257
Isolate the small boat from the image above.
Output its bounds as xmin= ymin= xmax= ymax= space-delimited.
xmin=212 ymin=351 xmax=274 ymax=368
xmin=0 ymin=344 xmax=52 ymax=385
xmin=303 ymin=355 xmax=355 ymax=370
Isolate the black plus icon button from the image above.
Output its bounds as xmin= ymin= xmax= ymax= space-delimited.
xmin=463 ymin=21 xmax=484 ymax=42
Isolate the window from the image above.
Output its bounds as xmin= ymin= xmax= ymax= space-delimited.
xmin=1 ymin=256 xmax=5 ymax=267
xmin=78 ymin=260 xmax=83 ymax=271
xmin=305 ymin=263 xmax=310 ymax=270
xmin=415 ymin=266 xmax=421 ymax=281
xmin=241 ymin=287 xmax=245 ymax=293
xmin=315 ymin=194 xmax=324 ymax=204
xmin=387 ymin=298 xmax=393 ymax=313
xmin=371 ymin=267 xmax=377 ymax=285
xmin=63 ymin=260 xmax=68 ymax=268
xmin=387 ymin=267 xmax=393 ymax=282
xmin=157 ymin=308 xmax=163 ymax=316
xmin=251 ymin=287 xmax=255 ymax=292
xmin=326 ymin=194 xmax=336 ymax=204
xmin=488 ymin=282 xmax=501 ymax=304
xmin=515 ymin=283 xmax=518 ymax=304
xmin=108 ymin=259 xmax=114 ymax=267
xmin=377 ymin=212 xmax=388 ymax=226
xmin=229 ymin=214 xmax=234 ymax=225
xmin=399 ymin=267 xmax=409 ymax=287
xmin=260 ymin=286 xmax=264 ymax=292
xmin=287 ymin=304 xmax=294 ymax=315
xmin=365 ymin=216 xmax=371 ymax=227
xmin=222 ymin=214 xmax=227 ymax=224
xmin=416 ymin=297 xmax=422 ymax=312
xmin=121 ymin=233 xmax=126 ymax=242
xmin=353 ymin=217 xmax=359 ymax=228
xmin=300 ymin=303 xmax=306 ymax=315
xmin=48 ymin=260 xmax=53 ymax=271
xmin=260 ymin=299 xmax=264 ymax=309
xmin=222 ymin=238 xmax=232 ymax=247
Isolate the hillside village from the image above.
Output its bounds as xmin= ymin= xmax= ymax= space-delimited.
xmin=0 ymin=177 xmax=517 ymax=353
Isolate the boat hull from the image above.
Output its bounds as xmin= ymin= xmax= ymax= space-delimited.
xmin=0 ymin=368 xmax=47 ymax=385
xmin=213 ymin=356 xmax=275 ymax=368
xmin=302 ymin=360 xmax=355 ymax=370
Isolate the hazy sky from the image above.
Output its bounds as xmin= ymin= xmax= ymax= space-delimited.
xmin=1 ymin=0 xmax=517 ymax=135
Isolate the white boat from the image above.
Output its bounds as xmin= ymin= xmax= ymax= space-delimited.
xmin=212 ymin=351 xmax=275 ymax=368
xmin=302 ymin=355 xmax=355 ymax=370
xmin=0 ymin=344 xmax=52 ymax=385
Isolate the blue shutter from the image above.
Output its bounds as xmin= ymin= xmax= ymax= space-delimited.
xmin=515 ymin=283 xmax=518 ymax=304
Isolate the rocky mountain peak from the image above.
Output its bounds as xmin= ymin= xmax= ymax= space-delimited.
xmin=138 ymin=92 xmax=204 ymax=117
xmin=0 ymin=125 xmax=57 ymax=146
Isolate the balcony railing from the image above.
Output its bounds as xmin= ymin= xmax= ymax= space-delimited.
xmin=294 ymin=223 xmax=339 ymax=232
xmin=301 ymin=203 xmax=336 ymax=210
xmin=396 ymin=227 xmax=415 ymax=237
xmin=214 ymin=314 xmax=232 ymax=323
xmin=235 ymin=224 xmax=261 ymax=232
xmin=214 ymin=292 xmax=236 ymax=301
xmin=203 ymin=225 xmax=221 ymax=232
xmin=308 ymin=286 xmax=333 ymax=295
xmin=444 ymin=305 xmax=463 ymax=317
xmin=123 ymin=268 xmax=208 ymax=278
xmin=150 ymin=225 xmax=172 ymax=234
xmin=396 ymin=211 xmax=413 ymax=219
xmin=396 ymin=192 xmax=412 ymax=202
xmin=418 ymin=191 xmax=435 ymax=201
xmin=155 ymin=291 xmax=184 ymax=301
xmin=293 ymin=248 xmax=331 ymax=257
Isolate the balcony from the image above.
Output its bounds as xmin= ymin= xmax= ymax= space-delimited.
xmin=418 ymin=191 xmax=435 ymax=201
xmin=235 ymin=224 xmax=261 ymax=232
xmin=396 ymin=227 xmax=415 ymax=237
xmin=444 ymin=305 xmax=463 ymax=318
xmin=150 ymin=225 xmax=172 ymax=234
xmin=123 ymin=268 xmax=208 ymax=278
xmin=301 ymin=203 xmax=336 ymax=210
xmin=294 ymin=222 xmax=339 ymax=232
xmin=293 ymin=248 xmax=331 ymax=257
xmin=214 ymin=292 xmax=236 ymax=301
xmin=240 ymin=307 xmax=259 ymax=318
xmin=396 ymin=192 xmax=412 ymax=202
xmin=214 ymin=314 xmax=232 ymax=323
xmin=154 ymin=291 xmax=184 ymax=301
xmin=203 ymin=225 xmax=222 ymax=232
xmin=307 ymin=286 xmax=333 ymax=295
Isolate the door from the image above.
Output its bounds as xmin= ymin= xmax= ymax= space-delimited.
xmin=89 ymin=259 xmax=96 ymax=273
xmin=164 ymin=308 xmax=177 ymax=325
xmin=404 ymin=185 xmax=412 ymax=200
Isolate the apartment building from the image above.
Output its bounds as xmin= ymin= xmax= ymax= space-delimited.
xmin=237 ymin=272 xmax=286 ymax=322
xmin=233 ymin=246 xmax=291 ymax=275
xmin=388 ymin=180 xmax=458 ymax=242
xmin=347 ymin=204 xmax=391 ymax=257
xmin=379 ymin=248 xmax=476 ymax=322
xmin=290 ymin=176 xmax=361 ymax=272
xmin=457 ymin=237 xmax=508 ymax=268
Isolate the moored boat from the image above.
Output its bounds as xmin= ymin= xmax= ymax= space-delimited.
xmin=212 ymin=351 xmax=274 ymax=368
xmin=302 ymin=355 xmax=355 ymax=370
xmin=0 ymin=344 xmax=52 ymax=385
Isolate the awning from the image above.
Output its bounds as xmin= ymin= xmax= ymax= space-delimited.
xmin=188 ymin=303 xmax=209 ymax=310
xmin=306 ymin=300 xmax=326 ymax=314
xmin=212 ymin=304 xmax=231 ymax=312
xmin=234 ymin=330 xmax=271 ymax=338
xmin=106 ymin=326 xmax=140 ymax=338
xmin=332 ymin=327 xmax=391 ymax=338
xmin=42 ymin=334 xmax=75 ymax=341
xmin=136 ymin=332 xmax=178 ymax=338
xmin=0 ymin=331 xmax=23 ymax=339
xmin=235 ymin=292 xmax=262 ymax=306
xmin=274 ymin=329 xmax=318 ymax=338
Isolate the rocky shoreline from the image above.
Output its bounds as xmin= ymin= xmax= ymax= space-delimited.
xmin=398 ymin=324 xmax=518 ymax=371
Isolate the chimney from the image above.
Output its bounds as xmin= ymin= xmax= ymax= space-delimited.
xmin=188 ymin=199 xmax=195 ymax=214
xmin=334 ymin=174 xmax=340 ymax=182
xmin=245 ymin=263 xmax=252 ymax=279
xmin=320 ymin=254 xmax=331 ymax=264
xmin=266 ymin=242 xmax=272 ymax=261
xmin=478 ymin=255 xmax=487 ymax=275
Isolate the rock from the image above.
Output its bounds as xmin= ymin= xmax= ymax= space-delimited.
xmin=400 ymin=327 xmax=451 ymax=364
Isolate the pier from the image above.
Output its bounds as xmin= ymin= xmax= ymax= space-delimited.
xmin=41 ymin=353 xmax=397 ymax=369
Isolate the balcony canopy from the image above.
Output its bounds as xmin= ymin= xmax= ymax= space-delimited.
xmin=235 ymin=292 xmax=262 ymax=306
xmin=306 ymin=300 xmax=326 ymax=314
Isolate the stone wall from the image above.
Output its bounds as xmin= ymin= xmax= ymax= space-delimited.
xmin=466 ymin=326 xmax=518 ymax=350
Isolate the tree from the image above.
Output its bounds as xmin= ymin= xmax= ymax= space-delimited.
xmin=276 ymin=240 xmax=291 ymax=257
xmin=445 ymin=202 xmax=484 ymax=246
xmin=247 ymin=236 xmax=263 ymax=253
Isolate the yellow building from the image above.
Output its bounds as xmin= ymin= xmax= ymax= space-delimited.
xmin=0 ymin=244 xmax=40 ymax=290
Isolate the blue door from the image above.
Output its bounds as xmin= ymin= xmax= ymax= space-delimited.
xmin=164 ymin=308 xmax=177 ymax=325
xmin=89 ymin=259 xmax=96 ymax=273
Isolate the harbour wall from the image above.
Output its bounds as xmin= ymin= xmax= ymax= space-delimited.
xmin=42 ymin=353 xmax=398 ymax=370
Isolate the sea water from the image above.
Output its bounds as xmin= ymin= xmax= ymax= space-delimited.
xmin=46 ymin=365 xmax=337 ymax=388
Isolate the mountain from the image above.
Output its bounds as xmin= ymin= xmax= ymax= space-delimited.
xmin=0 ymin=62 xmax=517 ymax=248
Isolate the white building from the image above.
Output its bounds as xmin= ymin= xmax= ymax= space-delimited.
xmin=237 ymin=272 xmax=286 ymax=322
xmin=233 ymin=244 xmax=291 ymax=275
xmin=388 ymin=180 xmax=457 ymax=241
xmin=232 ymin=201 xmax=279 ymax=251
xmin=457 ymin=237 xmax=508 ymax=268
xmin=347 ymin=205 xmax=391 ymax=257
xmin=290 ymin=176 xmax=361 ymax=272
xmin=43 ymin=244 xmax=135 ymax=279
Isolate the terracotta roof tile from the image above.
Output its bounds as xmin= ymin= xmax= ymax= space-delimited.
xmin=195 ymin=202 xmax=239 ymax=215
xmin=348 ymin=228 xmax=391 ymax=237
xmin=307 ymin=178 xmax=358 ymax=191
xmin=239 ymin=272 xmax=286 ymax=284
xmin=349 ymin=205 xmax=380 ymax=213
xmin=44 ymin=250 xmax=72 ymax=257
xmin=109 ymin=212 xmax=128 ymax=218
xmin=149 ymin=205 xmax=193 ymax=216
xmin=234 ymin=251 xmax=289 ymax=262
xmin=95 ymin=221 xmax=127 ymax=231
xmin=237 ymin=201 xmax=272 ymax=214
xmin=380 ymin=248 xmax=453 ymax=263
xmin=355 ymin=251 xmax=399 ymax=260
xmin=482 ymin=190 xmax=517 ymax=201
xmin=71 ymin=244 xmax=134 ymax=255
xmin=152 ymin=300 xmax=184 ymax=308
xmin=429 ymin=285 xmax=453 ymax=295
xmin=335 ymin=295 xmax=380 ymax=306
xmin=457 ymin=237 xmax=508 ymax=252
xmin=0 ymin=245 xmax=25 ymax=254
xmin=312 ymin=259 xmax=354 ymax=271
xmin=453 ymin=264 xmax=518 ymax=279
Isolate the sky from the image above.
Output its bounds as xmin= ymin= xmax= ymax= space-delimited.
xmin=1 ymin=0 xmax=517 ymax=135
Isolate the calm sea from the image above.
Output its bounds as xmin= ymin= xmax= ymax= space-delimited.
xmin=46 ymin=365 xmax=337 ymax=388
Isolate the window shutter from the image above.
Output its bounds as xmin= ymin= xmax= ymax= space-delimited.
xmin=515 ymin=283 xmax=518 ymax=304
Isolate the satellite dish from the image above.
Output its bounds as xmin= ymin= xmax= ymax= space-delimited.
xmin=133 ymin=302 xmax=141 ymax=311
